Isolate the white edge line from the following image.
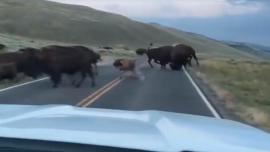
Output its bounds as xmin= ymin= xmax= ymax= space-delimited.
xmin=183 ymin=68 xmax=221 ymax=119
xmin=0 ymin=77 xmax=49 ymax=93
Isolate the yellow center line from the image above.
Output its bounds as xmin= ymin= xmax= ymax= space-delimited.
xmin=76 ymin=77 xmax=123 ymax=107
xmin=77 ymin=61 xmax=145 ymax=107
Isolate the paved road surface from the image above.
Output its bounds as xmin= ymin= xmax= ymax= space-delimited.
xmin=0 ymin=58 xmax=216 ymax=117
xmin=91 ymin=67 xmax=213 ymax=116
xmin=0 ymin=66 xmax=119 ymax=105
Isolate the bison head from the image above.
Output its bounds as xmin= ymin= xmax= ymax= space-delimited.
xmin=136 ymin=48 xmax=147 ymax=55
xmin=113 ymin=59 xmax=123 ymax=68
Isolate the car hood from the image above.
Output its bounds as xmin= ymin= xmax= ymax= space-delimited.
xmin=0 ymin=104 xmax=269 ymax=152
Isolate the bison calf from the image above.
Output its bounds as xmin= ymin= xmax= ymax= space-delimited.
xmin=113 ymin=58 xmax=144 ymax=80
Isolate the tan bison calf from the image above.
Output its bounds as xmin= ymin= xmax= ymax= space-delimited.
xmin=113 ymin=58 xmax=144 ymax=80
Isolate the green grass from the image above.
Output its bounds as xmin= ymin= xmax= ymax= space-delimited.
xmin=111 ymin=49 xmax=136 ymax=57
xmin=0 ymin=33 xmax=52 ymax=52
xmin=0 ymin=33 xmax=95 ymax=52
xmin=197 ymin=59 xmax=270 ymax=131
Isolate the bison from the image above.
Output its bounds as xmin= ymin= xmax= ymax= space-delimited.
xmin=113 ymin=58 xmax=140 ymax=78
xmin=71 ymin=46 xmax=101 ymax=75
xmin=0 ymin=50 xmax=42 ymax=81
xmin=113 ymin=58 xmax=145 ymax=80
xmin=113 ymin=58 xmax=136 ymax=71
xmin=179 ymin=45 xmax=199 ymax=67
xmin=19 ymin=45 xmax=99 ymax=88
xmin=169 ymin=44 xmax=199 ymax=71
xmin=0 ymin=63 xmax=17 ymax=81
xmin=137 ymin=43 xmax=199 ymax=70
xmin=136 ymin=45 xmax=173 ymax=69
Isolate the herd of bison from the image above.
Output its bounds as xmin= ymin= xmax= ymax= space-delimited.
xmin=0 ymin=43 xmax=198 ymax=88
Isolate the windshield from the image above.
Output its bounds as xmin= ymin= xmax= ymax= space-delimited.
xmin=0 ymin=0 xmax=269 ymax=151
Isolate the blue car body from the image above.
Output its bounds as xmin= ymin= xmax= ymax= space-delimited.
xmin=0 ymin=104 xmax=269 ymax=152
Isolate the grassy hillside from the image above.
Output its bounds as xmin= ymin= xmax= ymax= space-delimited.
xmin=149 ymin=23 xmax=258 ymax=60
xmin=0 ymin=0 xmax=259 ymax=60
xmin=0 ymin=33 xmax=69 ymax=53
xmin=224 ymin=41 xmax=270 ymax=59
xmin=0 ymin=0 xmax=183 ymax=48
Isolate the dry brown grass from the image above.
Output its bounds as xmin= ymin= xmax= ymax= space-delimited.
xmin=196 ymin=58 xmax=270 ymax=131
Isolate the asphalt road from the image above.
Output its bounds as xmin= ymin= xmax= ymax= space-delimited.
xmin=0 ymin=59 xmax=215 ymax=117
xmin=0 ymin=66 xmax=119 ymax=105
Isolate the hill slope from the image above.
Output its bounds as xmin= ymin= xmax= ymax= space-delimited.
xmin=0 ymin=0 xmax=259 ymax=60
xmin=0 ymin=0 xmax=181 ymax=48
xmin=149 ymin=23 xmax=257 ymax=59
xmin=224 ymin=41 xmax=270 ymax=59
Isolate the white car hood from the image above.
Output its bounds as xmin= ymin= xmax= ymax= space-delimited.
xmin=0 ymin=104 xmax=269 ymax=152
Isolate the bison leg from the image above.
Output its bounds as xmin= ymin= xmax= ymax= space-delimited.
xmin=160 ymin=64 xmax=166 ymax=69
xmin=188 ymin=57 xmax=192 ymax=67
xmin=159 ymin=61 xmax=167 ymax=69
xmin=93 ymin=64 xmax=98 ymax=76
xmin=71 ymin=79 xmax=77 ymax=86
xmin=50 ymin=73 xmax=61 ymax=88
xmin=148 ymin=58 xmax=154 ymax=68
xmin=154 ymin=60 xmax=160 ymax=64
xmin=87 ymin=67 xmax=96 ymax=87
xmin=68 ymin=74 xmax=77 ymax=86
xmin=75 ymin=71 xmax=86 ymax=88
xmin=192 ymin=53 xmax=199 ymax=66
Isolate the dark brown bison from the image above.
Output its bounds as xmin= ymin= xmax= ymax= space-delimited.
xmin=19 ymin=45 xmax=98 ymax=88
xmin=71 ymin=46 xmax=101 ymax=75
xmin=0 ymin=52 xmax=24 ymax=65
xmin=136 ymin=45 xmax=173 ymax=69
xmin=0 ymin=63 xmax=17 ymax=81
xmin=0 ymin=50 xmax=41 ymax=81
xmin=180 ymin=45 xmax=199 ymax=67
xmin=169 ymin=44 xmax=199 ymax=70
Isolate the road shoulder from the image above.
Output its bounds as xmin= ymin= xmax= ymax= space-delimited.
xmin=187 ymin=68 xmax=245 ymax=122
